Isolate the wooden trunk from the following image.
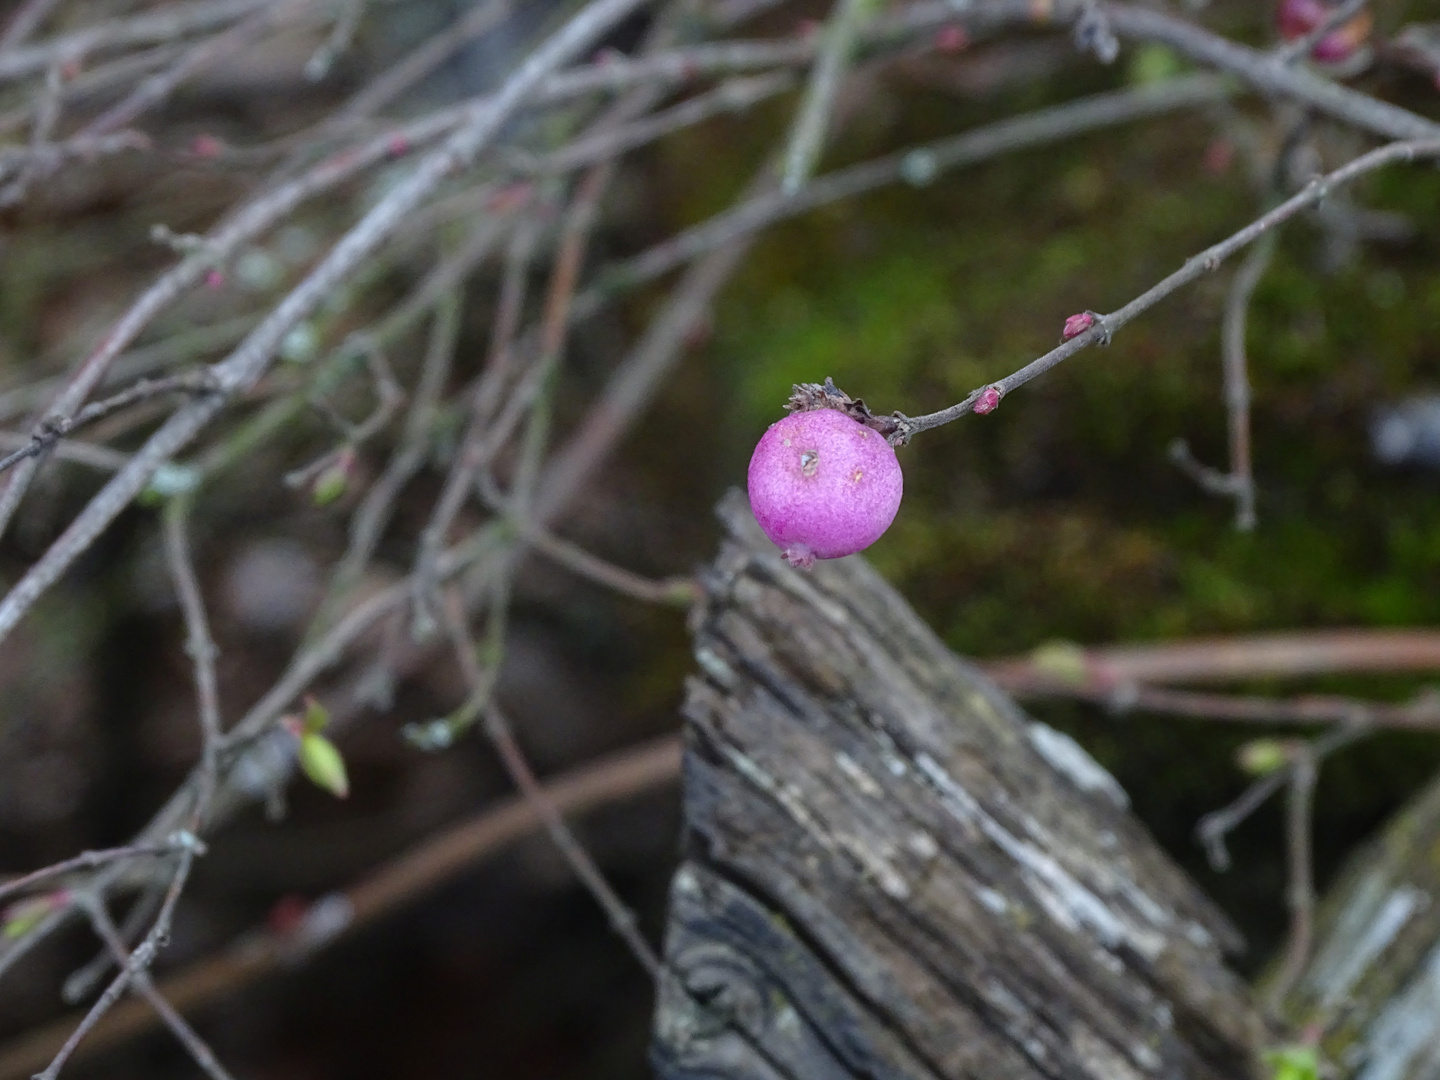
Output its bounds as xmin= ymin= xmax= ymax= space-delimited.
xmin=651 ymin=491 xmax=1268 ymax=1079
xmin=1275 ymin=767 xmax=1440 ymax=1079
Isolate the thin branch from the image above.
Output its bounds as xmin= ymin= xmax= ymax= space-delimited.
xmin=1218 ymin=233 xmax=1273 ymax=529
xmin=0 ymin=372 xmax=212 ymax=477
xmin=980 ymin=628 xmax=1440 ymax=688
xmin=1196 ymin=722 xmax=1365 ymax=872
xmin=0 ymin=0 xmax=65 ymax=52
xmin=0 ymin=0 xmax=276 ymax=83
xmin=338 ymin=0 xmax=512 ymax=119
xmin=507 ymin=513 xmax=699 ymax=607
xmin=780 ymin=0 xmax=873 ymax=193
xmin=485 ymin=703 xmax=663 ymax=978
xmin=595 ymin=74 xmax=1232 ymax=302
xmin=894 ymin=137 xmax=1440 ymax=442
xmin=1275 ymin=0 xmax=1370 ymax=64
xmin=0 ymin=736 xmax=681 ymax=1080
xmin=0 ymin=844 xmax=175 ymax=906
xmin=0 ymin=0 xmax=656 ymax=648
xmin=162 ymin=506 xmax=224 ymax=755
xmin=1268 ymin=743 xmax=1318 ymax=1014
xmin=84 ymin=902 xmax=235 ymax=1080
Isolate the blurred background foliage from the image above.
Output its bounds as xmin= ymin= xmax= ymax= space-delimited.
xmin=2 ymin=0 xmax=1440 ymax=1076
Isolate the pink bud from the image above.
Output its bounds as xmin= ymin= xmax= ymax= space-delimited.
xmin=935 ymin=25 xmax=969 ymax=52
xmin=204 ymin=269 xmax=226 ymax=290
xmin=386 ymin=133 xmax=411 ymax=159
xmin=748 ymin=408 xmax=903 ymax=567
xmin=1276 ymin=0 xmax=1371 ymax=62
xmin=267 ymin=894 xmax=309 ymax=936
xmin=1062 ymin=311 xmax=1096 ymax=340
xmin=796 ymin=19 xmax=821 ymax=38
xmin=190 ymin=134 xmax=222 ymax=160
xmin=972 ymin=386 xmax=1002 ymax=415
xmin=1202 ymin=138 xmax=1234 ymax=176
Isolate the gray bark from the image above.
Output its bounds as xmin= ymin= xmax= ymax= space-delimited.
xmin=1274 ymin=767 xmax=1440 ymax=1080
xmin=652 ymin=491 xmax=1267 ymax=1079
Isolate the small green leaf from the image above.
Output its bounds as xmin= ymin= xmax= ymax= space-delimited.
xmin=1031 ymin=641 xmax=1089 ymax=685
xmin=3 ymin=892 xmax=67 ymax=938
xmin=1238 ymin=739 xmax=1288 ymax=777
xmin=312 ymin=466 xmax=348 ymax=506
xmin=298 ymin=732 xmax=349 ymax=798
xmin=301 ymin=696 xmax=330 ymax=736
xmin=1264 ymin=1045 xmax=1320 ymax=1080
xmin=1127 ymin=44 xmax=1182 ymax=85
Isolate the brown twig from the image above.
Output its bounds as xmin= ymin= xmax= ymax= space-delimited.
xmin=1196 ymin=722 xmax=1367 ymax=872
xmin=981 ymin=628 xmax=1440 ymax=688
xmin=83 ymin=902 xmax=235 ymax=1080
xmin=484 ymin=708 xmax=663 ymax=978
xmin=894 ymin=137 xmax=1440 ymax=441
xmin=0 ymin=735 xmax=680 ymax=1080
xmin=1269 ymin=743 xmax=1319 ymax=1014
xmin=0 ymin=372 xmax=213 ymax=477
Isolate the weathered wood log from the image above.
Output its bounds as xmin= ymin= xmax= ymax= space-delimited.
xmin=652 ymin=491 xmax=1268 ymax=1079
xmin=1275 ymin=767 xmax=1440 ymax=1079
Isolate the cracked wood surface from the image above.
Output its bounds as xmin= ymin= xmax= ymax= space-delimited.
xmin=651 ymin=490 xmax=1267 ymax=1079
xmin=1275 ymin=768 xmax=1440 ymax=1080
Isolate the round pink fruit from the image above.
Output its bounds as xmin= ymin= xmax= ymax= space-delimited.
xmin=747 ymin=407 xmax=903 ymax=568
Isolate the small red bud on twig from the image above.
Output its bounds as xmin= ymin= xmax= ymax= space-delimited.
xmin=972 ymin=386 xmax=1002 ymax=415
xmin=1202 ymin=138 xmax=1234 ymax=176
xmin=935 ymin=25 xmax=969 ymax=53
xmin=1062 ymin=311 xmax=1096 ymax=341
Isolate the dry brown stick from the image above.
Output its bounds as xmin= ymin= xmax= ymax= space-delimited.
xmin=1006 ymin=682 xmax=1440 ymax=732
xmin=412 ymin=153 xmax=615 ymax=629
xmin=981 ymin=629 xmax=1440 ymax=688
xmin=0 ymin=734 xmax=682 ymax=1080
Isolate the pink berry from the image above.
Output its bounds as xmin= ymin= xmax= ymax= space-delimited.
xmin=747 ymin=408 xmax=903 ymax=568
